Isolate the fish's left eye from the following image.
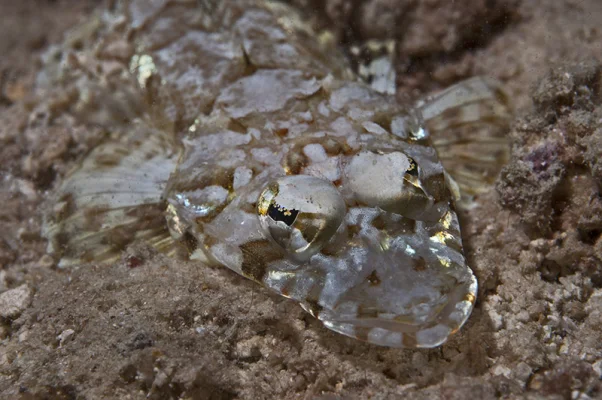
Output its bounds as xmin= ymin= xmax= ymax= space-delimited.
xmin=257 ymin=175 xmax=346 ymax=262
xmin=344 ymin=151 xmax=434 ymax=220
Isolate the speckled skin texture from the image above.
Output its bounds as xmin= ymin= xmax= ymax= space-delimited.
xmin=1 ymin=0 xmax=602 ymax=399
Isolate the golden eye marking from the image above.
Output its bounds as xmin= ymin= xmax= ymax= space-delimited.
xmin=366 ymin=270 xmax=381 ymax=286
xmin=257 ymin=183 xmax=279 ymax=217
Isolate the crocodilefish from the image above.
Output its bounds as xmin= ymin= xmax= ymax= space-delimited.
xmin=42 ymin=0 xmax=511 ymax=348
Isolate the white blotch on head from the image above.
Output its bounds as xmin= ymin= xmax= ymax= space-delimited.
xmin=362 ymin=121 xmax=388 ymax=136
xmin=318 ymin=101 xmax=331 ymax=117
xmin=330 ymin=117 xmax=354 ymax=137
xmin=174 ymin=185 xmax=229 ymax=217
xmin=269 ymin=175 xmax=344 ymax=216
xmin=368 ymin=328 xmax=402 ymax=347
xmin=303 ymin=157 xmax=341 ymax=182
xmin=251 ymin=147 xmax=277 ymax=165
xmin=391 ymin=117 xmax=408 ymax=139
xmin=217 ymin=149 xmax=246 ymax=168
xmin=448 ymin=301 xmax=472 ymax=325
xmin=233 ymin=167 xmax=253 ymax=190
xmin=348 ymin=108 xmax=374 ymax=121
xmin=206 ymin=209 xmax=263 ymax=246
xmin=303 ymin=144 xmax=328 ymax=163
xmin=345 ymin=151 xmax=410 ymax=200
xmin=289 ymin=123 xmax=309 ymax=136
xmin=296 ymin=111 xmax=313 ymax=122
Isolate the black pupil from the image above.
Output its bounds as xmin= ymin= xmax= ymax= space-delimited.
xmin=267 ymin=202 xmax=299 ymax=226
xmin=407 ymin=159 xmax=419 ymax=176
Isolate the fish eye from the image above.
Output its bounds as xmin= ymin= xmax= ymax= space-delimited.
xmin=344 ymin=151 xmax=433 ymax=219
xmin=257 ymin=175 xmax=346 ymax=262
xmin=406 ymin=157 xmax=419 ymax=177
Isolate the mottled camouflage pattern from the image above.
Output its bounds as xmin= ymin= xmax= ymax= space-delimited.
xmin=43 ymin=0 xmax=509 ymax=348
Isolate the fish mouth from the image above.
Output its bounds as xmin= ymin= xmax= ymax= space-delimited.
xmin=317 ymin=307 xmax=473 ymax=348
xmin=302 ymin=274 xmax=477 ymax=348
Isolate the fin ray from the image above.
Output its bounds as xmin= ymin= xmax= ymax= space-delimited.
xmin=43 ymin=121 xmax=181 ymax=267
xmin=419 ymin=77 xmax=512 ymax=197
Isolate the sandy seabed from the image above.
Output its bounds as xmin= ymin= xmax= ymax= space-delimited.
xmin=1 ymin=0 xmax=601 ymax=399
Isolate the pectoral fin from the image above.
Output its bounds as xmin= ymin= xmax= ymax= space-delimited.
xmin=43 ymin=122 xmax=181 ymax=267
xmin=419 ymin=77 xmax=512 ymax=197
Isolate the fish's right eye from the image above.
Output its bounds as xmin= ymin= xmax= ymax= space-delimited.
xmin=257 ymin=175 xmax=346 ymax=262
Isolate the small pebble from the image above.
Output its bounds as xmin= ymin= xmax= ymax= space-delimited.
xmin=0 ymin=284 xmax=33 ymax=319
xmin=57 ymin=329 xmax=76 ymax=347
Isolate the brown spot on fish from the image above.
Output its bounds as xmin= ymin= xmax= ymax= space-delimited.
xmin=354 ymin=326 xmax=371 ymax=342
xmin=401 ymin=333 xmax=418 ymax=348
xmin=54 ymin=231 xmax=70 ymax=257
xmin=213 ymin=168 xmax=235 ymax=190
xmin=413 ymin=257 xmax=427 ymax=272
xmin=240 ymin=240 xmax=283 ymax=282
xmin=283 ymin=149 xmax=309 ymax=175
xmin=322 ymin=137 xmax=351 ymax=156
xmin=182 ymin=231 xmax=199 ymax=254
xmin=439 ymin=106 xmax=463 ymax=124
xmin=347 ymin=224 xmax=361 ymax=239
xmin=94 ymin=153 xmax=122 ymax=167
xmin=372 ymin=113 xmax=394 ymax=133
xmin=280 ymin=280 xmax=293 ymax=297
xmin=274 ymin=127 xmax=289 ymax=137
xmin=125 ymin=203 xmax=166 ymax=223
xmin=357 ymin=305 xmax=378 ymax=318
xmin=227 ymin=118 xmax=247 ymax=134
xmin=203 ymin=235 xmax=218 ymax=248
xmin=366 ymin=270 xmax=381 ymax=286
xmin=240 ymin=201 xmax=257 ymax=214
xmin=371 ymin=214 xmax=387 ymax=230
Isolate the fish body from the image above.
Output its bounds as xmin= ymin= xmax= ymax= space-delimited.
xmin=42 ymin=0 xmax=510 ymax=348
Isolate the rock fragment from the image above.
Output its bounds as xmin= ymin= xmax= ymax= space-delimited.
xmin=0 ymin=284 xmax=33 ymax=319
